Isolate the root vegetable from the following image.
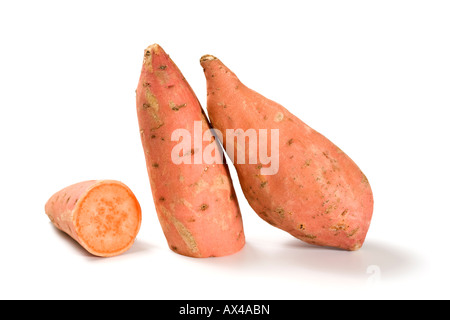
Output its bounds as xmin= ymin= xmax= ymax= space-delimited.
xmin=200 ymin=55 xmax=374 ymax=251
xmin=45 ymin=180 xmax=142 ymax=257
xmin=136 ymin=44 xmax=245 ymax=257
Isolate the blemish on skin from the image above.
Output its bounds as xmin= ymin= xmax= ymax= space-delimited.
xmin=347 ymin=227 xmax=360 ymax=237
xmin=287 ymin=138 xmax=294 ymax=146
xmin=159 ymin=65 xmax=167 ymax=70
xmin=260 ymin=181 xmax=268 ymax=188
xmin=323 ymin=151 xmax=338 ymax=163
xmin=200 ymin=204 xmax=209 ymax=211
xmin=145 ymin=91 xmax=160 ymax=112
xmin=143 ymin=50 xmax=153 ymax=71
xmin=325 ymin=204 xmax=337 ymax=214
xmin=144 ymin=90 xmax=164 ymax=129
xmin=275 ymin=207 xmax=285 ymax=218
xmin=330 ymin=224 xmax=348 ymax=231
xmin=214 ymin=175 xmax=226 ymax=186
xmin=362 ymin=174 xmax=369 ymax=185
xmin=159 ymin=197 xmax=165 ymax=202
xmin=302 ymin=159 xmax=312 ymax=168
xmin=152 ymin=163 xmax=159 ymax=168
xmin=161 ymin=206 xmax=199 ymax=255
xmin=274 ymin=112 xmax=284 ymax=122
xmin=170 ymin=101 xmax=187 ymax=111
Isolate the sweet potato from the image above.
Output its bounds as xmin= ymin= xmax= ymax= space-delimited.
xmin=45 ymin=180 xmax=142 ymax=257
xmin=200 ymin=55 xmax=374 ymax=251
xmin=136 ymin=44 xmax=245 ymax=257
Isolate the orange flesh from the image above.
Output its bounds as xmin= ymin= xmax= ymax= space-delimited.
xmin=74 ymin=182 xmax=141 ymax=257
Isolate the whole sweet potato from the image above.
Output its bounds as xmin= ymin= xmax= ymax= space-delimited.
xmin=136 ymin=44 xmax=245 ymax=257
xmin=200 ymin=55 xmax=374 ymax=251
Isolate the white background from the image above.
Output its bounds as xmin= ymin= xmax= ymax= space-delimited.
xmin=1 ymin=1 xmax=449 ymax=300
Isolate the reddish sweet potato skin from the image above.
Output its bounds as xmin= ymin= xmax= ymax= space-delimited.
xmin=136 ymin=45 xmax=245 ymax=257
xmin=45 ymin=180 xmax=97 ymax=244
xmin=200 ymin=55 xmax=374 ymax=251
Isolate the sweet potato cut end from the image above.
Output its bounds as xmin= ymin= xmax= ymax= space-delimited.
xmin=74 ymin=181 xmax=142 ymax=257
xmin=200 ymin=54 xmax=218 ymax=63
